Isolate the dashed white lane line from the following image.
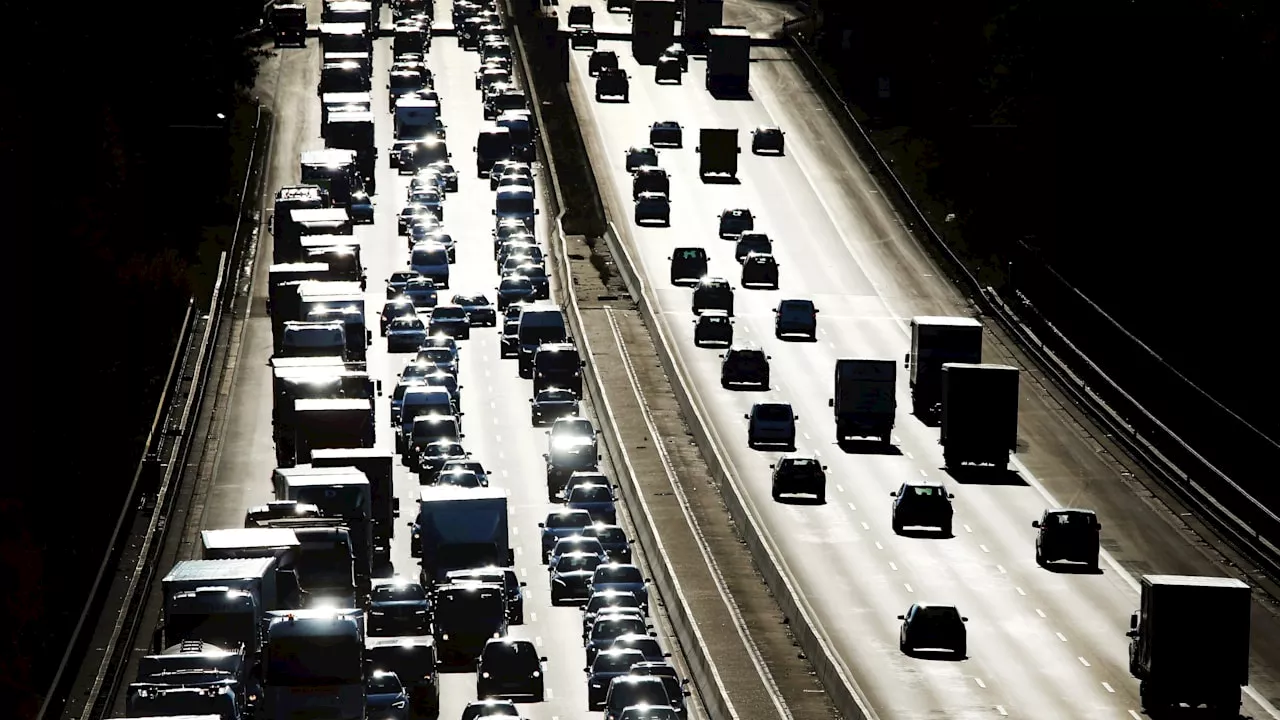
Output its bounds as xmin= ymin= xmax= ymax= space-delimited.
xmin=1034 ymin=608 xmax=1045 ymax=617
xmin=535 ymin=636 xmax=543 ymax=647
xmin=847 ymin=502 xmax=857 ymax=511
xmin=919 ymin=469 xmax=928 ymax=477
xmin=490 ymin=400 xmax=496 ymax=408
xmin=802 ymin=432 xmax=811 ymax=440
xmin=529 ymin=612 xmax=537 ymax=622
xmin=979 ymin=544 xmax=990 ymax=553
xmin=888 ymin=562 xmax=898 ymax=571
xmin=963 ymin=524 xmax=973 ymax=533
xmin=1078 ymin=657 xmax=1091 ymax=667
xmin=1015 ymin=587 xmax=1027 ymax=596
xmin=514 ymin=546 xmax=523 ymax=556
xmin=860 ymin=521 xmax=870 ymax=530
xmin=1055 ymin=632 xmax=1068 ymax=642
xmin=975 ymin=678 xmax=987 ymax=689
xmin=996 ymin=705 xmax=1007 ymax=716
xmin=835 ymin=484 xmax=845 ymax=493
xmin=903 ymin=451 xmax=913 ymax=460
xmin=874 ymin=541 xmax=883 ymax=550
xmin=996 ymin=564 xmax=1006 ymax=574
xmin=1102 ymin=682 xmax=1115 ymax=693
xmin=520 ymin=567 xmax=528 ymax=577
xmin=904 ymin=583 xmax=913 ymax=593
xmin=501 ymin=469 xmax=509 ymax=477
xmin=828 ymin=341 xmax=835 ymax=349
xmin=546 ymin=688 xmax=555 ymax=700
xmin=495 ymin=435 xmax=501 ymax=443
xmin=1129 ymin=710 xmax=1142 ymax=720
xmin=512 ymin=526 xmax=519 ymax=535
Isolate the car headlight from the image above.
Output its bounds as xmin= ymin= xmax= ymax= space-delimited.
xmin=531 ymin=670 xmax=541 ymax=678
xmin=393 ymin=700 xmax=406 ymax=708
xmin=481 ymin=672 xmax=491 ymax=678
xmin=440 ymin=633 xmax=449 ymax=640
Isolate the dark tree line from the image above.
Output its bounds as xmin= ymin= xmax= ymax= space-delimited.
xmin=0 ymin=1 xmax=267 ymax=713
xmin=807 ymin=0 xmax=1278 ymax=440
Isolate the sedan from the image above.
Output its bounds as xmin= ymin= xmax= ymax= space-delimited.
xmin=898 ymin=602 xmax=967 ymax=657
xmin=550 ymin=551 xmax=603 ymax=605
xmin=586 ymin=648 xmax=648 ymax=710
xmin=589 ymin=563 xmax=649 ymax=613
xmin=606 ymin=633 xmax=670 ymax=663
xmin=399 ymin=205 xmax=434 ymax=236
xmin=717 ymin=208 xmax=755 ymax=238
xmin=539 ymin=509 xmax=594 ymax=556
xmin=403 ymin=278 xmax=439 ymax=309
xmin=510 ymin=263 xmax=550 ymax=299
xmin=387 ymin=270 xmax=424 ymax=299
xmin=386 ymin=316 xmax=428 ymax=353
xmin=460 ymin=699 xmax=521 ymax=720
xmin=547 ymin=535 xmax=609 ymax=568
xmin=581 ymin=590 xmax=643 ymax=636
xmin=434 ymin=469 xmax=485 ymax=488
xmin=582 ymin=523 xmax=633 ymax=564
xmin=381 ymin=298 xmax=418 ymax=335
xmin=496 ymin=275 xmax=536 ymax=310
xmin=649 ymin=121 xmax=682 ymax=147
xmin=428 ymin=161 xmax=459 ymax=192
xmin=415 ymin=345 xmax=459 ymax=375
xmin=453 ymin=293 xmax=497 ymax=326
xmin=369 ymin=578 xmax=431 ymax=636
xmin=530 ymin=388 xmax=580 ymax=425
xmin=566 ymin=483 xmax=618 ymax=524
xmin=586 ymin=615 xmax=651 ymax=665
xmin=427 ymin=304 xmax=471 ymax=339
xmin=348 ymin=190 xmax=374 ymax=224
xmin=439 ymin=459 xmax=491 ymax=488
xmin=634 ymin=192 xmax=670 ymax=227
xmin=625 ymin=145 xmax=658 ymax=173
xmin=365 ymin=670 xmax=410 ymax=720
xmin=414 ymin=440 xmax=471 ymax=481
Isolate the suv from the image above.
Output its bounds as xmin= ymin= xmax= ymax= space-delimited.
xmin=632 ymin=166 xmax=669 ymax=199
xmin=717 ymin=208 xmax=754 ymax=238
xmin=603 ymin=676 xmax=673 ymax=720
xmin=475 ymin=638 xmax=546 ymax=701
xmin=746 ymin=402 xmax=796 ymax=448
xmin=1033 ymin=508 xmax=1101 ymax=569
xmin=628 ymin=662 xmax=691 ymax=717
xmin=589 ymin=49 xmax=619 ymax=76
xmin=890 ymin=481 xmax=954 ymax=535
xmin=669 ymin=247 xmax=708 ymax=285
xmin=735 ymin=231 xmax=773 ymax=262
xmin=775 ymin=299 xmax=817 ymax=339
xmin=596 ymin=67 xmax=629 ymax=101
xmin=693 ymin=310 xmax=733 ymax=347
xmin=770 ymin=454 xmax=828 ymax=503
xmin=741 ymin=253 xmax=779 ymax=288
xmin=691 ymin=277 xmax=734 ymax=315
xmin=649 ymin=121 xmax=683 ymax=147
xmin=720 ymin=346 xmax=770 ymax=388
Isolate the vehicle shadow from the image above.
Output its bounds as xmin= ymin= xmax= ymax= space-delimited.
xmin=708 ymin=88 xmax=754 ymax=101
xmin=701 ymin=175 xmax=742 ymax=185
xmin=896 ymin=528 xmax=954 ymax=540
xmin=374 ymin=559 xmax=397 ymax=578
xmin=751 ymin=150 xmax=786 ymax=158
xmin=723 ymin=382 xmax=771 ymax=392
xmin=945 ymin=466 xmax=1029 ymax=486
xmin=1041 ymin=562 xmax=1104 ymax=576
xmin=777 ymin=334 xmax=819 ymax=342
xmin=749 ymin=442 xmax=796 ymax=452
xmin=903 ymin=649 xmax=966 ymax=662
xmin=836 ymin=439 xmax=904 ymax=456
xmin=774 ymin=494 xmax=825 ymax=505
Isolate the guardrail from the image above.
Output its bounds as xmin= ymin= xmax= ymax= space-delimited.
xmin=780 ymin=32 xmax=1279 ymax=580
xmin=508 ymin=12 xmax=739 ymax=720
xmin=41 ymin=101 xmax=266 ymax=720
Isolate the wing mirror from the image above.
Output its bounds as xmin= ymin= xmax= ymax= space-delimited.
xmin=537 ymin=522 xmax=546 ymax=528
xmin=743 ymin=413 xmax=750 ymax=420
xmin=961 ymin=616 xmax=969 ymax=622
xmin=896 ymin=614 xmax=905 ymax=620
xmin=903 ymin=352 xmax=911 ymax=367
xmin=828 ymin=398 xmax=835 ymax=407
xmin=1031 ymin=520 xmax=1041 ymax=528
xmin=540 ymin=656 xmax=549 ymax=662
xmin=948 ymin=493 xmax=955 ymax=498
xmin=768 ymin=464 xmax=775 ymax=469
xmin=889 ymin=491 xmax=898 ymax=497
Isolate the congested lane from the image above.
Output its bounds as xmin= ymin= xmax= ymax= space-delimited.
xmin=560 ymin=4 xmax=1280 ymax=717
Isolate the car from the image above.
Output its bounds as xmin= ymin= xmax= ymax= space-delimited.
xmin=428 ymin=161 xmax=459 ymax=192
xmin=389 ymin=379 xmax=427 ymax=427
xmin=607 ymin=633 xmax=670 ymax=663
xmin=445 ymin=566 xmax=526 ymax=624
xmin=662 ymin=43 xmax=688 ymax=71
xmin=476 ymin=65 xmax=511 ymax=91
xmin=618 ymin=706 xmax=680 ymax=720
xmin=586 ymin=614 xmax=651 ymax=665
xmin=434 ymin=469 xmax=485 ymax=488
xmin=369 ymin=577 xmax=431 ymax=636
xmin=548 ymin=416 xmax=598 ymax=459
xmin=559 ymin=470 xmax=609 ymax=504
xmin=348 ymin=190 xmax=374 ymax=223
xmin=365 ymin=670 xmax=410 ymax=720
xmin=581 ymin=590 xmax=643 ymax=633
xmin=415 ymin=344 xmax=460 ymax=375
xmin=628 ymin=662 xmax=691 ymax=718
xmin=399 ymin=206 xmax=434 ymax=235
xmin=406 ymin=216 xmax=444 ymax=249
xmin=476 ymin=638 xmax=546 ymax=701
xmin=497 ymin=165 xmax=535 ymax=194
xmin=890 ymin=481 xmax=955 ymax=535
xmin=717 ymin=208 xmax=755 ymax=238
xmin=418 ymin=229 xmax=457 ymax=263
xmin=460 ymin=698 xmax=521 ymax=720
xmin=582 ymin=523 xmax=634 ymax=563
xmin=381 ymin=298 xmax=418 ymax=335
xmin=751 ymin=125 xmax=786 ymax=154
xmin=500 ymin=318 xmax=521 ymax=358
xmin=403 ymin=277 xmax=440 ymax=309
xmin=414 ymin=440 xmax=470 ymax=480
xmin=720 ymin=346 xmax=770 ymax=388
xmin=510 ymin=262 xmax=550 ymax=299
xmin=566 ymin=483 xmax=618 ymax=524
xmin=386 ymin=316 xmax=429 ymax=352
xmin=496 ymin=275 xmax=536 ymax=310
xmin=550 ymin=551 xmax=604 ymax=605
xmin=774 ymin=299 xmax=818 ymax=339
xmin=539 ymin=508 xmax=595 ymax=556
xmin=547 ymin=535 xmax=609 ymax=567
xmin=632 ymin=166 xmax=669 ymax=199
xmin=494 ymin=222 xmax=535 ymax=253
xmin=572 ymin=26 xmax=598 ymax=50
xmin=746 ymin=402 xmax=797 ymax=448
xmin=693 ymin=310 xmax=733 ymax=347
xmin=654 ymin=55 xmax=682 ymax=83
xmin=497 ymin=242 xmax=543 ymax=272
xmin=691 ymin=277 xmax=734 ymax=315
xmin=589 ymin=49 xmax=620 ymax=76
xmin=418 ymin=369 xmax=463 ymax=409
xmin=589 ymin=563 xmax=649 ymax=613
xmin=668 ymin=246 xmax=708 ymax=285
xmin=586 ymin=648 xmax=648 ymax=710
xmin=595 ymin=67 xmax=629 ymax=101
xmin=567 ymin=3 xmax=594 ymax=27
xmin=490 ymin=159 xmax=525 ymax=190
xmin=438 ymin=459 xmax=491 ymax=488
xmin=898 ymin=602 xmax=967 ymax=656
xmin=734 ymin=231 xmax=773 ymax=262
xmin=603 ymin=676 xmax=674 ymax=720
xmin=634 ymin=191 xmax=671 ymax=226
xmin=427 ymin=303 xmax=471 ymax=339
xmin=387 ymin=270 xmax=425 ymax=299
xmin=453 ymin=294 xmax=497 ymax=326
xmin=649 ymin=121 xmax=683 ymax=147
xmin=770 ymin=454 xmax=827 ymax=503
xmin=1033 ymin=508 xmax=1101 ymax=569
xmin=409 ymin=187 xmax=445 ymax=221
xmin=606 ymin=0 xmax=632 ymax=10
xmin=625 ymin=146 xmax=658 ymax=173
xmin=410 ymin=169 xmax=444 ymax=198
xmin=531 ymin=387 xmax=580 ymax=425
xmin=741 ymin=253 xmax=780 ymax=289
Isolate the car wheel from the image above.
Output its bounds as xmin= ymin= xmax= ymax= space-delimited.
xmin=900 ymin=639 xmax=911 ymax=654
xmin=942 ymin=520 xmax=953 ymax=536
xmin=956 ymin=643 xmax=966 ymax=658
xmin=817 ymin=491 xmax=826 ymax=503
xmin=1035 ymin=548 xmax=1044 ymax=566
xmin=892 ymin=519 xmax=904 ymax=534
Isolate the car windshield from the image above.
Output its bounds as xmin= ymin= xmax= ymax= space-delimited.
xmin=455 ymin=295 xmax=489 ymax=306
xmin=588 ymin=592 xmax=638 ymax=612
xmin=907 ymin=485 xmax=947 ymax=500
xmin=391 ymin=318 xmax=424 ymax=330
xmin=483 ymin=643 xmax=538 ymax=671
xmin=537 ymin=390 xmax=575 ymax=402
xmin=424 ymin=442 xmax=464 ymax=458
xmin=594 ymin=617 xmax=646 ymax=639
xmin=612 ymin=681 xmax=669 ymax=707
xmin=1049 ymin=512 xmax=1095 ymax=527
xmin=596 ymin=566 xmax=642 ymax=583
xmin=419 ymin=348 xmax=454 ymax=363
xmin=367 ymin=673 xmax=402 ymax=694
xmin=782 ymin=301 xmax=813 ymax=312
xmin=594 ymin=652 xmax=642 ymax=673
xmin=516 ymin=264 xmax=546 ymax=278
xmin=500 ymin=277 xmax=532 ymax=291
xmin=733 ymin=351 xmax=764 ymax=362
xmin=390 ymin=271 xmax=419 ymax=284
xmin=784 ymin=458 xmax=821 ymax=470
xmin=915 ymin=605 xmax=961 ymax=624
xmin=438 ymin=472 xmax=480 ymax=487
xmin=545 ymin=512 xmax=589 ymax=529
xmin=755 ymin=405 xmax=791 ymax=421
xmin=432 ymin=306 xmax=467 ymax=320
xmin=571 ymin=486 xmax=613 ymax=503
xmin=555 ymin=554 xmax=601 ymax=572
xmin=589 ymin=527 xmax=626 ymax=544
xmin=372 ymin=584 xmax=426 ymax=602
xmin=554 ymin=419 xmax=593 ymax=437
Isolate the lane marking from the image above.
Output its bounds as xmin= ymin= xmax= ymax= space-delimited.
xmin=535 ymin=636 xmax=543 ymax=646
xmin=996 ymin=706 xmax=1007 ymax=716
xmin=515 ymin=546 xmax=523 ymax=556
xmin=546 ymin=688 xmax=555 ymax=700
xmin=847 ymin=502 xmax=857 ymax=511
xmin=979 ymin=544 xmax=990 ymax=553
xmin=963 ymin=524 xmax=973 ymax=533
xmin=512 ymin=526 xmax=519 ymax=535
xmin=1034 ymin=608 xmax=1045 ymax=617
xmin=996 ymin=565 xmax=1006 ymax=574
xmin=903 ymin=583 xmax=913 ymax=593
xmin=918 ymin=469 xmax=928 ymax=477
xmin=1102 ymin=682 xmax=1115 ymax=693
xmin=802 ymin=432 xmax=811 ymax=440
xmin=888 ymin=562 xmax=898 ymax=571
xmin=1016 ymin=587 xmax=1027 ymax=596
xmin=903 ymin=451 xmax=913 ymax=460
xmin=530 ymin=612 xmax=537 ymax=622
xmin=1055 ymin=632 xmax=1067 ymax=642
xmin=874 ymin=541 xmax=883 ymax=550
xmin=1077 ymin=656 xmax=1090 ymax=667
xmin=975 ymin=678 xmax=987 ymax=689
xmin=860 ymin=521 xmax=870 ymax=530
xmin=521 ymin=567 xmax=528 ymax=577
xmin=835 ymin=485 xmax=845 ymax=493
xmin=501 ymin=469 xmax=509 ymax=477
xmin=1129 ymin=711 xmax=1142 ymax=720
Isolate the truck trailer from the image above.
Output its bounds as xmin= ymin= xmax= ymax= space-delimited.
xmin=1127 ymin=575 xmax=1251 ymax=714
xmin=696 ymin=128 xmax=740 ymax=179
xmin=262 ymin=609 xmax=365 ymax=720
xmin=705 ymin=26 xmax=750 ymax=96
xmin=324 ymin=110 xmax=378 ymax=194
xmin=158 ymin=558 xmax=301 ymax=656
xmin=829 ymin=358 xmax=896 ymax=445
xmin=940 ymin=363 xmax=1019 ymax=470
xmin=272 ymin=465 xmax=374 ymax=599
xmin=132 ymin=641 xmax=250 ymax=720
xmin=412 ymin=486 xmax=513 ymax=583
xmin=905 ymin=316 xmax=983 ymax=421
xmin=682 ymin=0 xmax=723 ymax=51
xmin=311 ymin=447 xmax=397 ymax=565
xmin=632 ymin=0 xmax=679 ymax=64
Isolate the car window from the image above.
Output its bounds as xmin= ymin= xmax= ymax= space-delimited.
xmin=546 ymin=512 xmax=589 ymax=529
xmin=593 ymin=652 xmax=641 ymax=673
xmin=555 ymin=554 xmax=602 ymax=572
xmin=596 ymin=565 xmax=643 ymax=583
xmin=909 ymin=486 xmax=945 ymax=498
xmin=571 ymin=486 xmax=613 ymax=503
xmin=367 ymin=672 xmax=402 ymax=694
xmin=372 ymin=584 xmax=426 ymax=602
xmin=916 ymin=605 xmax=961 ymax=623
xmin=591 ymin=527 xmax=626 ymax=543
xmin=754 ymin=405 xmax=791 ymax=421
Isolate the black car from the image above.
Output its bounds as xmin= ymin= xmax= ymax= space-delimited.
xmin=531 ymin=388 xmax=580 ymax=425
xmin=387 ymin=270 xmax=425 ymax=299
xmin=427 ymin=304 xmax=471 ymax=339
xmin=741 ymin=253 xmax=780 ymax=289
xmin=654 ymin=55 xmax=682 ymax=83
xmin=628 ymin=662 xmax=691 ymax=718
xmin=770 ymin=455 xmax=827 ymax=502
xmin=632 ymin=166 xmax=669 ymax=199
xmin=476 ymin=638 xmax=546 ymax=701
xmin=434 ymin=469 xmax=485 ymax=488
xmin=693 ymin=310 xmax=733 ymax=347
xmin=589 ymin=49 xmax=619 ymax=76
xmin=595 ymin=67 xmax=629 ymax=101
xmin=581 ymin=522 xmax=634 ymax=564
xmin=511 ymin=262 xmax=550 ymax=299
xmin=751 ymin=125 xmax=786 ymax=154
xmin=381 ymin=298 xmax=418 ymax=335
xmin=459 ymin=699 xmax=520 ymax=720
xmin=668 ymin=246 xmax=708 ymax=286
xmin=649 ymin=121 xmax=683 ymax=148
xmin=691 ymin=277 xmax=734 ymax=315
xmin=549 ymin=551 xmax=603 ymax=605
xmin=453 ymin=294 xmax=497 ymax=326
xmin=898 ymin=602 xmax=967 ymax=656
xmin=734 ymin=232 xmax=773 ymax=262
xmin=500 ymin=319 xmax=521 ymax=358
xmin=890 ymin=481 xmax=954 ymax=535
xmin=369 ymin=578 xmax=431 ymax=636
xmin=717 ymin=208 xmax=755 ymax=238
xmin=496 ymin=275 xmax=536 ymax=310
xmin=445 ymin=567 xmax=526 ymax=624
xmin=414 ymin=440 xmax=470 ymax=480
xmin=586 ymin=648 xmax=648 ymax=710
xmin=720 ymin=346 xmax=770 ymax=388
xmin=1033 ymin=508 xmax=1101 ymax=569
xmin=573 ymin=26 xmax=599 ymax=50
xmin=662 ymin=42 xmax=688 ymax=71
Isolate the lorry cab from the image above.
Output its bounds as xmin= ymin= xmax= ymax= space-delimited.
xmin=321 ymin=91 xmax=373 ymax=126
xmin=281 ymin=320 xmax=348 ymax=359
xmin=1032 ymin=508 xmax=1101 ymax=569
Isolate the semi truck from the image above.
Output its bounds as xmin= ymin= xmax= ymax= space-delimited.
xmin=157 ymin=558 xmax=301 ymax=657
xmin=682 ymin=0 xmax=723 ymax=51
xmin=1127 ymin=575 xmax=1252 ymax=714
xmin=706 ymin=26 xmax=751 ymax=96
xmin=632 ymin=0 xmax=679 ymax=64
xmin=939 ymin=363 xmax=1020 ymax=470
xmin=299 ymin=237 xmax=364 ymax=286
xmin=312 ymin=447 xmax=397 ymax=566
xmin=271 ymin=185 xmax=328 ymax=244
xmin=272 ymin=465 xmax=374 ymax=599
xmin=276 ymin=207 xmax=353 ymax=263
xmin=255 ymin=519 xmax=359 ymax=608
xmin=829 ymin=358 xmax=896 ymax=445
xmin=131 ymin=641 xmax=249 ymax=720
xmin=905 ymin=316 xmax=984 ymax=421
xmin=271 ymin=3 xmax=307 ymax=47
xmin=395 ymin=96 xmax=443 ymax=140
xmin=322 ymin=0 xmax=373 ymax=32
xmin=411 ymin=486 xmax=513 ymax=583
xmin=322 ymin=91 xmax=373 ymax=127
xmin=288 ymin=398 xmax=376 ymax=465
xmin=270 ymin=357 xmax=376 ymax=464
xmin=696 ymin=127 xmax=740 ymax=179
xmin=267 ymin=263 xmax=331 ymax=317
xmin=300 ymin=149 xmax=363 ymax=206
xmin=261 ymin=609 xmax=365 ymax=720
xmin=324 ymin=110 xmax=378 ymax=194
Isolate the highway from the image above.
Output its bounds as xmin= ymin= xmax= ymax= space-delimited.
xmin=560 ymin=1 xmax=1280 ymax=718
xmin=124 ymin=1 xmax=705 ymax=718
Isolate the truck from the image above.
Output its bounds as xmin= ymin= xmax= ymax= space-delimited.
xmin=288 ymin=398 xmax=376 ymax=466
xmin=696 ymin=127 xmax=740 ymax=179
xmin=682 ymin=0 xmax=723 ymax=52
xmin=829 ymin=359 xmax=896 ymax=445
xmin=706 ymin=26 xmax=751 ymax=96
xmin=411 ymin=486 xmax=513 ymax=583
xmin=157 ymin=558 xmax=302 ymax=657
xmin=631 ymin=0 xmax=679 ymax=64
xmin=269 ymin=357 xmax=376 ymax=462
xmin=267 ymin=263 xmax=331 ymax=317
xmin=299 ymin=236 xmax=363 ymax=286
xmin=312 ymin=447 xmax=397 ymax=566
xmin=276 ymin=207 xmax=353 ymax=262
xmin=324 ymin=110 xmax=378 ymax=193
xmin=271 ymin=185 xmax=327 ymax=244
xmin=298 ymin=283 xmax=370 ymax=360
xmin=395 ymin=96 xmax=442 ymax=141
xmin=1126 ymin=575 xmax=1252 ymax=714
xmin=322 ymin=91 xmax=373 ymax=127
xmin=905 ymin=316 xmax=984 ymax=421
xmin=280 ymin=320 xmax=348 ymax=360
xmin=261 ymin=609 xmax=365 ymax=720
xmin=940 ymin=363 xmax=1019 ymax=471
xmin=322 ymin=0 xmax=373 ymax=32
xmin=272 ymin=465 xmax=374 ymax=600
xmin=320 ymin=61 xmax=372 ymax=96
xmin=131 ymin=641 xmax=249 ymax=720
xmin=271 ymin=3 xmax=307 ymax=48
xmin=256 ymin=520 xmax=359 ymax=607
xmin=300 ymin=149 xmax=363 ymax=206
xmin=365 ymin=635 xmax=439 ymax=718
xmin=320 ymin=21 xmax=371 ymax=55
xmin=125 ymin=684 xmax=241 ymax=720
xmin=201 ymin=528 xmax=301 ymax=562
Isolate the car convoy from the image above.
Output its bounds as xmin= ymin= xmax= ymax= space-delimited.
xmin=113 ymin=1 xmax=1258 ymax=718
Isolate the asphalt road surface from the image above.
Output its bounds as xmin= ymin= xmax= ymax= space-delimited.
xmin=561 ymin=1 xmax=1280 ymax=718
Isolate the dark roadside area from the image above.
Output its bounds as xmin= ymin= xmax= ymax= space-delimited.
xmin=0 ymin=2 xmax=269 ymax=714
xmin=788 ymin=1 xmax=1278 ymax=501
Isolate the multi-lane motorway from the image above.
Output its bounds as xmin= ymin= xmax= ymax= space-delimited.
xmin=561 ymin=0 xmax=1280 ymax=718
xmin=113 ymin=1 xmax=705 ymax=718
